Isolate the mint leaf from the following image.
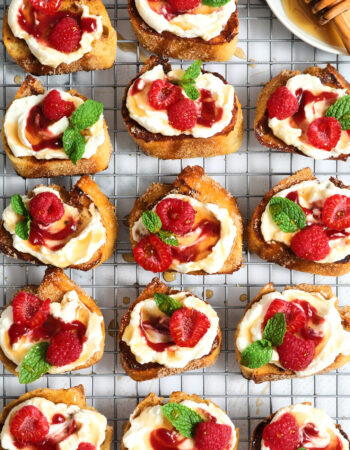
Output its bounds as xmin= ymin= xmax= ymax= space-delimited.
xmin=19 ymin=342 xmax=51 ymax=384
xmin=158 ymin=230 xmax=179 ymax=247
xmin=142 ymin=211 xmax=162 ymax=234
xmin=11 ymin=194 xmax=29 ymax=217
xmin=15 ymin=219 xmax=31 ymax=241
xmin=240 ymin=339 xmax=273 ymax=369
xmin=182 ymin=60 xmax=202 ymax=83
xmin=181 ymin=82 xmax=200 ymax=101
xmin=269 ymin=197 xmax=306 ymax=233
xmin=202 ymin=0 xmax=231 ymax=5
xmin=263 ymin=312 xmax=286 ymax=346
xmin=70 ymin=99 xmax=103 ymax=130
xmin=162 ymin=403 xmax=203 ymax=438
xmin=154 ymin=292 xmax=182 ymax=317
xmin=298 ymin=448 xmax=307 ymax=450
xmin=63 ymin=126 xmax=85 ymax=165
xmin=326 ymin=95 xmax=350 ymax=130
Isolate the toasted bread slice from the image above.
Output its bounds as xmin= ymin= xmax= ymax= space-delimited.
xmin=128 ymin=0 xmax=238 ymax=62
xmin=121 ymin=391 xmax=239 ymax=450
xmin=0 ymin=385 xmax=113 ymax=450
xmin=254 ymin=64 xmax=350 ymax=160
xmin=122 ymin=56 xmax=244 ymax=159
xmin=118 ymin=277 xmax=221 ymax=381
xmin=129 ymin=165 xmax=243 ymax=275
xmin=235 ymin=283 xmax=350 ymax=383
xmin=0 ymin=267 xmax=105 ymax=376
xmin=0 ymin=175 xmax=118 ymax=271
xmin=3 ymin=0 xmax=117 ymax=76
xmin=247 ymin=167 xmax=350 ymax=276
xmin=1 ymin=76 xmax=113 ymax=178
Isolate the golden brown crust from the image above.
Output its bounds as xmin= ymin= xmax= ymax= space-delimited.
xmin=128 ymin=0 xmax=238 ymax=62
xmin=235 ymin=283 xmax=350 ymax=383
xmin=121 ymin=392 xmax=239 ymax=450
xmin=0 ymin=268 xmax=105 ymax=376
xmin=118 ymin=277 xmax=221 ymax=381
xmin=1 ymin=76 xmax=113 ymax=178
xmin=0 ymin=386 xmax=113 ymax=450
xmin=254 ymin=64 xmax=350 ymax=160
xmin=122 ymin=56 xmax=244 ymax=159
xmin=3 ymin=0 xmax=117 ymax=76
xmin=129 ymin=165 xmax=243 ymax=275
xmin=0 ymin=175 xmax=118 ymax=271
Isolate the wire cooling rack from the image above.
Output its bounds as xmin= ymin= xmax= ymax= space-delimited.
xmin=2 ymin=0 xmax=350 ymax=448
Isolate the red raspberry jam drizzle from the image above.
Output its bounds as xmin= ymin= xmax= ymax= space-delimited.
xmin=292 ymin=300 xmax=325 ymax=345
xmin=29 ymin=216 xmax=77 ymax=250
xmin=51 ymin=414 xmax=65 ymax=424
xmin=300 ymin=423 xmax=343 ymax=450
xmin=147 ymin=0 xmax=179 ymax=21
xmin=25 ymin=104 xmax=63 ymax=152
xmin=130 ymin=78 xmax=145 ymax=96
xmin=293 ymin=89 xmax=338 ymax=127
xmin=140 ymin=316 xmax=174 ymax=352
xmin=150 ymin=428 xmax=186 ymax=450
xmin=197 ymin=89 xmax=223 ymax=128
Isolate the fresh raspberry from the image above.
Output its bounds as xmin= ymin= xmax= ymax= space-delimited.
xmin=168 ymin=0 xmax=201 ymax=12
xmin=29 ymin=0 xmax=61 ymax=14
xmin=307 ymin=117 xmax=341 ymax=151
xmin=277 ymin=332 xmax=316 ymax=371
xmin=263 ymin=299 xmax=307 ymax=334
xmin=148 ymin=79 xmax=182 ymax=110
xmin=322 ymin=194 xmax=350 ymax=231
xmin=156 ymin=198 xmax=196 ymax=235
xmin=10 ymin=405 xmax=49 ymax=444
xmin=262 ymin=412 xmax=299 ymax=450
xmin=78 ymin=444 xmax=96 ymax=450
xmin=49 ymin=17 xmax=82 ymax=53
xmin=167 ymin=98 xmax=198 ymax=131
xmin=133 ymin=235 xmax=172 ymax=273
xmin=169 ymin=307 xmax=210 ymax=348
xmin=267 ymin=86 xmax=299 ymax=120
xmin=29 ymin=192 xmax=64 ymax=226
xmin=12 ymin=292 xmax=50 ymax=329
xmin=194 ymin=422 xmax=232 ymax=450
xmin=42 ymin=90 xmax=75 ymax=121
xmin=45 ymin=330 xmax=83 ymax=366
xmin=291 ymin=224 xmax=330 ymax=261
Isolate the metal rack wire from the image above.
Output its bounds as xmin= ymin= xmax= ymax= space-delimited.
xmin=2 ymin=0 xmax=350 ymax=448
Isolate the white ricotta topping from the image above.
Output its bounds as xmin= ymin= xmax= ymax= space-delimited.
xmin=8 ymin=0 xmax=103 ymax=68
xmin=268 ymin=74 xmax=349 ymax=160
xmin=135 ymin=0 xmax=236 ymax=41
xmin=236 ymin=288 xmax=350 ymax=377
xmin=126 ymin=64 xmax=235 ymax=139
xmin=261 ymin=404 xmax=349 ymax=450
xmin=261 ymin=179 xmax=350 ymax=263
xmin=122 ymin=292 xmax=219 ymax=368
xmin=131 ymin=193 xmax=236 ymax=274
xmin=122 ymin=399 xmax=236 ymax=450
xmin=4 ymin=90 xmax=104 ymax=160
xmin=0 ymin=397 xmax=107 ymax=450
xmin=2 ymin=186 xmax=106 ymax=268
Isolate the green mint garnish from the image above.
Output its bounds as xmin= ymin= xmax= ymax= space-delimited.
xmin=263 ymin=312 xmax=287 ymax=347
xmin=298 ymin=448 xmax=308 ymax=450
xmin=162 ymin=403 xmax=204 ymax=438
xmin=240 ymin=339 xmax=273 ymax=369
xmin=269 ymin=197 xmax=306 ymax=233
xmin=63 ymin=126 xmax=85 ymax=165
xmin=11 ymin=194 xmax=29 ymax=217
xmin=154 ymin=292 xmax=182 ymax=317
xmin=19 ymin=342 xmax=52 ymax=384
xmin=10 ymin=194 xmax=31 ymax=241
xmin=142 ymin=210 xmax=179 ymax=247
xmin=325 ymin=95 xmax=350 ymax=130
xmin=178 ymin=60 xmax=202 ymax=101
xmin=158 ymin=230 xmax=179 ymax=247
xmin=15 ymin=219 xmax=31 ymax=241
xmin=202 ymin=0 xmax=231 ymax=6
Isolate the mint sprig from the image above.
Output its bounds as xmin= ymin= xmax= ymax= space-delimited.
xmin=162 ymin=403 xmax=203 ymax=438
xmin=263 ymin=312 xmax=287 ymax=347
xmin=269 ymin=197 xmax=306 ymax=233
xmin=154 ymin=292 xmax=182 ymax=317
xmin=326 ymin=95 xmax=350 ymax=130
xmin=177 ymin=60 xmax=202 ymax=101
xmin=202 ymin=0 xmax=231 ymax=6
xmin=11 ymin=194 xmax=31 ymax=241
xmin=142 ymin=211 xmax=179 ymax=247
xmin=19 ymin=342 xmax=52 ymax=384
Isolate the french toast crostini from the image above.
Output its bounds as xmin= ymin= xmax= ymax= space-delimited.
xmin=255 ymin=64 xmax=350 ymax=161
xmin=122 ymin=392 xmax=239 ymax=450
xmin=0 ymin=385 xmax=113 ymax=449
xmin=118 ymin=277 xmax=221 ymax=381
xmin=0 ymin=268 xmax=105 ymax=383
xmin=0 ymin=175 xmax=118 ymax=271
xmin=2 ymin=76 xmax=112 ymax=178
xmin=129 ymin=165 xmax=243 ymax=275
xmin=128 ymin=0 xmax=238 ymax=62
xmin=251 ymin=403 xmax=349 ymax=450
xmin=3 ymin=0 xmax=117 ymax=76
xmin=235 ymin=283 xmax=350 ymax=384
xmin=122 ymin=56 xmax=243 ymax=159
xmin=248 ymin=167 xmax=350 ymax=276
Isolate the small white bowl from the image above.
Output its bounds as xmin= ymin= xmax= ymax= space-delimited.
xmin=265 ymin=0 xmax=347 ymax=55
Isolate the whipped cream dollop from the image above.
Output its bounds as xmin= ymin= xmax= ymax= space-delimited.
xmin=261 ymin=179 xmax=350 ymax=263
xmin=132 ymin=193 xmax=236 ymax=274
xmin=122 ymin=291 xmax=219 ymax=368
xmin=4 ymin=90 xmax=104 ymax=160
xmin=126 ymin=64 xmax=235 ymax=139
xmin=236 ymin=288 xmax=350 ymax=377
xmin=0 ymin=397 xmax=107 ymax=450
xmin=0 ymin=289 xmax=103 ymax=373
xmin=135 ymin=0 xmax=236 ymax=41
xmin=2 ymin=186 xmax=106 ymax=268
xmin=261 ymin=404 xmax=349 ymax=450
xmin=8 ymin=0 xmax=103 ymax=68
xmin=123 ymin=399 xmax=236 ymax=450
xmin=268 ymin=74 xmax=350 ymax=160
